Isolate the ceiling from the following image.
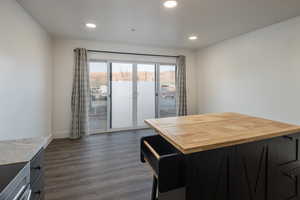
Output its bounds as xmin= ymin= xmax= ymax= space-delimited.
xmin=18 ymin=0 xmax=300 ymax=49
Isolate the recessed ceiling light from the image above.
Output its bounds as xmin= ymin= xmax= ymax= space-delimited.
xmin=85 ymin=23 xmax=97 ymax=29
xmin=164 ymin=0 xmax=178 ymax=8
xmin=189 ymin=36 xmax=198 ymax=40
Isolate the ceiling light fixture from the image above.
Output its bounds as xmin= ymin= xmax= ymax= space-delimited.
xmin=164 ymin=0 xmax=178 ymax=8
xmin=189 ymin=36 xmax=198 ymax=40
xmin=85 ymin=23 xmax=97 ymax=29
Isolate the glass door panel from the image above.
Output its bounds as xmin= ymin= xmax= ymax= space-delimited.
xmin=111 ymin=63 xmax=133 ymax=129
xmin=137 ymin=64 xmax=155 ymax=126
xmin=159 ymin=65 xmax=176 ymax=117
xmin=89 ymin=61 xmax=108 ymax=131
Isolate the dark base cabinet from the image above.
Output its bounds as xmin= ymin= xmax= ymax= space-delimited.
xmin=30 ymin=148 xmax=44 ymax=200
xmin=185 ymin=133 xmax=300 ymax=200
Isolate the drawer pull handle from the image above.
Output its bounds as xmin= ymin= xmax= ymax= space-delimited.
xmin=32 ymin=166 xmax=41 ymax=170
xmin=144 ymin=141 xmax=160 ymax=159
xmin=35 ymin=190 xmax=41 ymax=194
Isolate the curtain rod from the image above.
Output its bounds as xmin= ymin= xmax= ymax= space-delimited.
xmin=74 ymin=49 xmax=179 ymax=58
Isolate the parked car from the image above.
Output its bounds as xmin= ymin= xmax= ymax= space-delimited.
xmin=161 ymin=84 xmax=175 ymax=99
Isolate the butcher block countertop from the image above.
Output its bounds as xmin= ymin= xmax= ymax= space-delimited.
xmin=145 ymin=112 xmax=300 ymax=154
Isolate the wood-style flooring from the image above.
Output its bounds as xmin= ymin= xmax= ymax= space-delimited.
xmin=45 ymin=130 xmax=155 ymax=200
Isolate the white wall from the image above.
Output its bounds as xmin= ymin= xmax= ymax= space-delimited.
xmin=52 ymin=38 xmax=197 ymax=138
xmin=196 ymin=16 xmax=300 ymax=125
xmin=0 ymin=0 xmax=52 ymax=140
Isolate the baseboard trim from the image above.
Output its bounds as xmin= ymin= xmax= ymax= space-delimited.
xmin=44 ymin=134 xmax=53 ymax=148
xmin=53 ymin=131 xmax=70 ymax=139
xmin=53 ymin=127 xmax=152 ymax=139
xmin=89 ymin=126 xmax=151 ymax=134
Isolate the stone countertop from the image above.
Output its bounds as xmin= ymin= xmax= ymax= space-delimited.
xmin=0 ymin=136 xmax=50 ymax=165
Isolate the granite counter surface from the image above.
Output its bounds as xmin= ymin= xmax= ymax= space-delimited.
xmin=0 ymin=136 xmax=49 ymax=165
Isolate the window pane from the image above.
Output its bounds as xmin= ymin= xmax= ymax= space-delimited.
xmin=159 ymin=65 xmax=176 ymax=117
xmin=137 ymin=64 xmax=155 ymax=126
xmin=111 ymin=63 xmax=133 ymax=129
xmin=89 ymin=62 xmax=108 ymax=131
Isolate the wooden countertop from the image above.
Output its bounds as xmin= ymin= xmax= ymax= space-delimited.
xmin=145 ymin=113 xmax=300 ymax=154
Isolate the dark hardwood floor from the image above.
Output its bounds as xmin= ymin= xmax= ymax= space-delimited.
xmin=45 ymin=129 xmax=155 ymax=200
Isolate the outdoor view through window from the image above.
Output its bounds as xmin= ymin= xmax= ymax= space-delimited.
xmin=89 ymin=61 xmax=176 ymax=132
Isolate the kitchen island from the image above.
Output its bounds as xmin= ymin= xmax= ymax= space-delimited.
xmin=142 ymin=112 xmax=300 ymax=200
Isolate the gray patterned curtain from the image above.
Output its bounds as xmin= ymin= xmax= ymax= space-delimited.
xmin=71 ymin=48 xmax=90 ymax=139
xmin=176 ymin=55 xmax=188 ymax=116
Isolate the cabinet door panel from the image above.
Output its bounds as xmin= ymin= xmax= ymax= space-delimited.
xmin=233 ymin=141 xmax=267 ymax=200
xmin=186 ymin=148 xmax=233 ymax=200
xmin=268 ymin=136 xmax=300 ymax=200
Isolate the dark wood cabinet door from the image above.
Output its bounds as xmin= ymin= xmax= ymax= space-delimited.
xmin=268 ymin=135 xmax=300 ymax=200
xmin=232 ymin=141 xmax=268 ymax=200
xmin=185 ymin=148 xmax=233 ymax=200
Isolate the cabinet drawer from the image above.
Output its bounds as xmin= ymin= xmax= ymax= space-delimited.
xmin=0 ymin=163 xmax=30 ymax=200
xmin=30 ymin=148 xmax=44 ymax=184
xmin=141 ymin=135 xmax=185 ymax=193
xmin=30 ymin=174 xmax=44 ymax=200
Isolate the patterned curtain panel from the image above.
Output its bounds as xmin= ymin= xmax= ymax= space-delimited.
xmin=176 ymin=55 xmax=188 ymax=116
xmin=71 ymin=48 xmax=90 ymax=139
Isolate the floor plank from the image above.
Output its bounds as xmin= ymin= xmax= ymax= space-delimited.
xmin=45 ymin=130 xmax=155 ymax=200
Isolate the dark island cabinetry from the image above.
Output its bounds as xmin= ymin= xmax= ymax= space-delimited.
xmin=185 ymin=133 xmax=300 ymax=200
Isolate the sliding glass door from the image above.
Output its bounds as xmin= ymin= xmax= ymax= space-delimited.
xmin=158 ymin=64 xmax=176 ymax=117
xmin=111 ymin=63 xmax=133 ymax=129
xmin=89 ymin=61 xmax=176 ymax=133
xmin=89 ymin=61 xmax=109 ymax=132
xmin=137 ymin=64 xmax=156 ymax=126
xmin=111 ymin=63 xmax=156 ymax=128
